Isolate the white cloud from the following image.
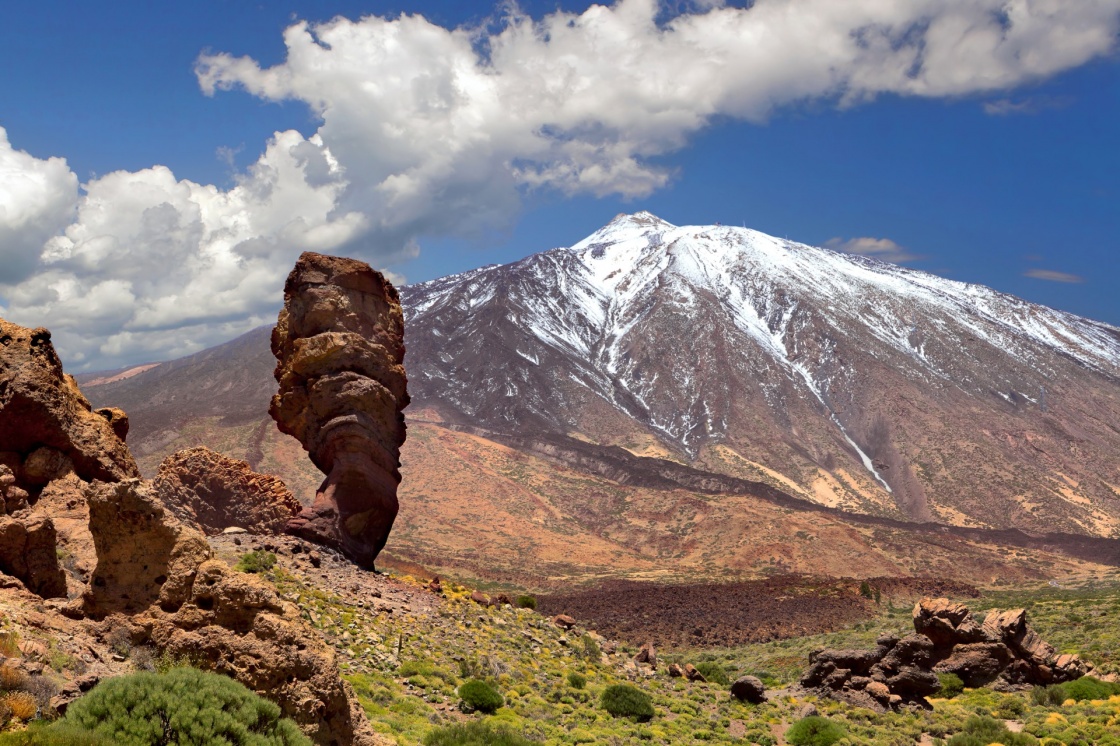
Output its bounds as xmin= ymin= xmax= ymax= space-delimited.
xmin=825 ymin=236 xmax=924 ymax=264
xmin=3 ymin=0 xmax=1120 ymax=369
xmin=0 ymin=127 xmax=78 ymax=284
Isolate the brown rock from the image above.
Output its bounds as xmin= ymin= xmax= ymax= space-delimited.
xmin=683 ymin=663 xmax=706 ymax=682
xmin=135 ymin=560 xmax=378 ymax=745
xmin=471 ymin=591 xmax=492 ymax=607
xmin=153 ymin=447 xmax=301 ymax=536
xmin=552 ymin=614 xmax=577 ymax=630
xmin=865 ymin=681 xmax=891 ymax=701
xmin=0 ymin=464 xmax=29 ymax=514
xmin=0 ymin=320 xmax=139 ymax=491
xmin=913 ymin=597 xmax=987 ymax=646
xmin=0 ymin=511 xmax=66 ymax=598
xmin=82 ymin=479 xmax=212 ymax=617
xmin=667 ymin=662 xmax=685 ymax=678
xmin=730 ymin=675 xmax=766 ymax=703
xmin=270 ymin=253 xmax=409 ymax=569
xmin=933 ymin=641 xmax=1014 ymax=687
xmin=634 ymin=642 xmax=657 ymax=667
xmin=428 ymin=577 xmax=442 ymax=594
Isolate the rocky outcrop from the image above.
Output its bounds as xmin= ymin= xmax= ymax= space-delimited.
xmin=131 ymin=560 xmax=378 ymax=746
xmin=0 ymin=510 xmax=66 ymax=598
xmin=82 ymin=479 xmax=212 ymax=618
xmin=270 ymin=252 xmax=409 ymax=568
xmin=0 ymin=319 xmax=139 ymax=494
xmin=802 ymin=597 xmax=1091 ymax=710
xmin=153 ymin=447 xmax=301 ymax=536
xmin=730 ymin=675 xmax=767 ymax=704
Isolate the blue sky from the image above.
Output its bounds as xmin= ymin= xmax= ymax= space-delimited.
xmin=1 ymin=0 xmax=1118 ymax=369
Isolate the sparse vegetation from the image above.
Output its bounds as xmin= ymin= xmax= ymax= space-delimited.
xmin=235 ymin=550 xmax=277 ymax=574
xmin=515 ymin=595 xmax=537 ymax=610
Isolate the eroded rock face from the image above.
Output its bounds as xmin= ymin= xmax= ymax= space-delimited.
xmin=0 ymin=319 xmax=139 ymax=492
xmin=132 ymin=560 xmax=378 ymax=746
xmin=82 ymin=479 xmax=212 ymax=617
xmin=0 ymin=511 xmax=66 ymax=598
xmin=153 ymin=447 xmax=301 ymax=536
xmin=802 ymin=597 xmax=1090 ymax=710
xmin=270 ymin=252 xmax=409 ymax=568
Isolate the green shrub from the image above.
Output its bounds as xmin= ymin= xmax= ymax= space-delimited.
xmin=567 ymin=672 xmax=587 ymax=689
xmin=50 ymin=667 xmax=310 ymax=745
xmin=600 ymin=683 xmax=653 ymax=722
xmin=515 ymin=595 xmax=537 ymax=610
xmin=858 ymin=581 xmax=873 ymax=599
xmin=423 ymin=721 xmax=537 ymax=746
xmin=945 ymin=715 xmax=1036 ymax=746
xmin=786 ymin=716 xmax=845 ymax=746
xmin=458 ymin=679 xmax=504 ymax=714
xmin=693 ymin=661 xmax=730 ymax=686
xmin=234 ymin=550 xmax=277 ymax=574
xmin=1030 ymin=684 xmax=1065 ymax=707
xmin=937 ymin=672 xmax=965 ymax=698
xmin=1057 ymin=676 xmax=1120 ymax=702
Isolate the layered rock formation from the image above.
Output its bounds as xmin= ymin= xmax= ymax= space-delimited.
xmin=270 ymin=252 xmax=409 ymax=568
xmin=153 ymin=447 xmax=301 ymax=536
xmin=802 ymin=597 xmax=1091 ymax=710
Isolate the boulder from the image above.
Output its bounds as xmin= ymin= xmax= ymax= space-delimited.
xmin=667 ymin=663 xmax=685 ymax=678
xmin=730 ymin=675 xmax=766 ymax=704
xmin=683 ymin=663 xmax=706 ymax=682
xmin=0 ymin=320 xmax=139 ymax=493
xmin=552 ymin=614 xmax=577 ymax=630
xmin=634 ymin=642 xmax=657 ymax=667
xmin=153 ymin=447 xmax=301 ymax=536
xmin=270 ymin=253 xmax=409 ymax=569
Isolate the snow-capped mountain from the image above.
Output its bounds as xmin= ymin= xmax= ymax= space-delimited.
xmin=402 ymin=212 xmax=1120 ymax=536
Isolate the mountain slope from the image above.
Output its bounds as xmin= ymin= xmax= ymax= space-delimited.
xmin=402 ymin=212 xmax=1120 ymax=535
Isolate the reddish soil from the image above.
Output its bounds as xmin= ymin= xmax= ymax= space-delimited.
xmin=539 ymin=575 xmax=978 ymax=649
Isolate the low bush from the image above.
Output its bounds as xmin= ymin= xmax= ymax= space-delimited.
xmin=47 ymin=667 xmax=310 ymax=745
xmin=423 ymin=721 xmax=537 ymax=746
xmin=566 ymin=672 xmax=587 ymax=689
xmin=937 ymin=672 xmax=965 ymax=698
xmin=1030 ymin=684 xmax=1065 ymax=706
xmin=234 ymin=550 xmax=277 ymax=574
xmin=601 ymin=683 xmax=654 ymax=721
xmin=785 ymin=715 xmax=845 ymax=746
xmin=458 ymin=679 xmax=504 ymax=714
xmin=945 ymin=715 xmax=1036 ymax=746
xmin=693 ymin=661 xmax=730 ymax=686
xmin=515 ymin=595 xmax=537 ymax=610
xmin=1057 ymin=675 xmax=1120 ymax=702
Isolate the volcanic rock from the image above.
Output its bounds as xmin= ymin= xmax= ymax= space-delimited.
xmin=153 ymin=447 xmax=301 ymax=536
xmin=82 ymin=479 xmax=212 ymax=617
xmin=913 ymin=597 xmax=986 ymax=646
xmin=683 ymin=663 xmax=706 ymax=682
xmin=802 ymin=597 xmax=1090 ymax=707
xmin=730 ymin=675 xmax=766 ymax=704
xmin=0 ymin=511 xmax=66 ymax=598
xmin=129 ymin=559 xmax=378 ymax=745
xmin=0 ymin=319 xmax=139 ymax=493
xmin=270 ymin=252 xmax=409 ymax=568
